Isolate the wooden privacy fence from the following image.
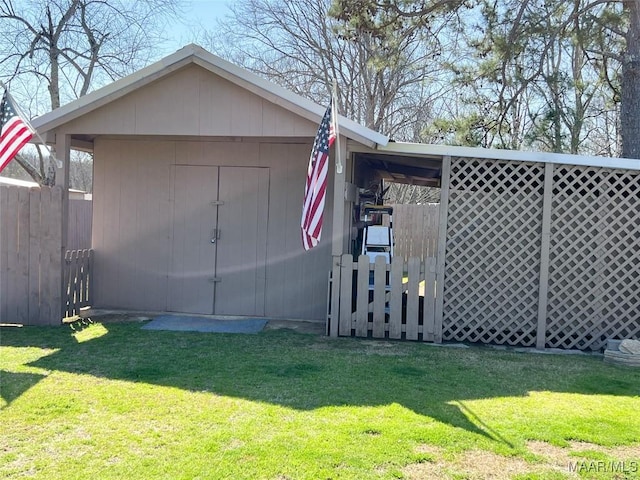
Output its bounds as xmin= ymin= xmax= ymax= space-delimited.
xmin=384 ymin=203 xmax=439 ymax=260
xmin=67 ymin=199 xmax=92 ymax=250
xmin=0 ymin=185 xmax=63 ymax=325
xmin=330 ymin=254 xmax=437 ymax=341
xmin=63 ymin=249 xmax=93 ymax=318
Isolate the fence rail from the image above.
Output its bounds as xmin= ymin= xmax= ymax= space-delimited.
xmin=331 ymin=254 xmax=436 ymax=340
xmin=63 ymin=249 xmax=93 ymax=318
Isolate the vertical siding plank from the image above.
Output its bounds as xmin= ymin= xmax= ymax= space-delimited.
xmin=423 ymin=257 xmax=437 ymax=342
xmin=372 ymin=255 xmax=387 ymax=338
xmin=388 ymin=259 xmax=404 ymax=339
xmin=262 ymin=143 xmax=287 ymax=317
xmin=28 ymin=188 xmax=41 ymax=324
xmin=355 ymin=255 xmax=370 ymax=337
xmin=254 ymin=168 xmax=269 ymax=317
xmin=406 ymin=257 xmax=420 ymax=340
xmin=338 ymin=254 xmax=353 ymax=336
xmin=39 ymin=188 xmax=52 ymax=324
xmin=118 ymin=143 xmax=140 ymax=309
xmin=94 ymin=139 xmax=122 ymax=308
xmin=6 ymin=187 xmax=19 ymax=323
xmin=0 ymin=187 xmax=8 ymax=322
xmin=16 ymin=188 xmax=30 ymax=324
xmin=45 ymin=187 xmax=63 ymax=324
xmin=134 ymin=141 xmax=173 ymax=311
xmin=38 ymin=188 xmax=51 ymax=324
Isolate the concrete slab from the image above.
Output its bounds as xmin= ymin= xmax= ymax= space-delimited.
xmin=142 ymin=315 xmax=268 ymax=334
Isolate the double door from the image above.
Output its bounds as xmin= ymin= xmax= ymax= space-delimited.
xmin=169 ymin=165 xmax=268 ymax=315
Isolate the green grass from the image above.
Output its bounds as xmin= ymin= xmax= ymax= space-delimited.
xmin=1 ymin=321 xmax=639 ymax=479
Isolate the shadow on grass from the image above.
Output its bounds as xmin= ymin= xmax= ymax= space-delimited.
xmin=2 ymin=322 xmax=639 ymax=446
xmin=0 ymin=371 xmax=47 ymax=407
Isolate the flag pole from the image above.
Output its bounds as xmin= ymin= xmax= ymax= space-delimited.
xmin=0 ymin=80 xmax=61 ymax=168
xmin=331 ymin=78 xmax=343 ymax=175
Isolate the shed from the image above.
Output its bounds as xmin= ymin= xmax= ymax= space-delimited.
xmin=31 ymin=44 xmax=640 ymax=350
xmin=32 ymin=44 xmax=385 ymax=321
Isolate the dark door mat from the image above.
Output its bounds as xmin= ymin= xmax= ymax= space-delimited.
xmin=142 ymin=315 xmax=268 ymax=334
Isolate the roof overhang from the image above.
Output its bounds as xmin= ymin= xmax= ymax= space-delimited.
xmin=378 ymin=142 xmax=640 ymax=171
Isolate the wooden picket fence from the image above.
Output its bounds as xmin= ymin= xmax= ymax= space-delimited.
xmin=330 ymin=254 xmax=437 ymax=341
xmin=63 ymin=249 xmax=93 ymax=318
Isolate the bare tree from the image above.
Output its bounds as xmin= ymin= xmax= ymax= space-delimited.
xmin=202 ymin=0 xmax=460 ymax=141
xmin=621 ymin=0 xmax=640 ymax=157
xmin=0 ymin=0 xmax=182 ymax=184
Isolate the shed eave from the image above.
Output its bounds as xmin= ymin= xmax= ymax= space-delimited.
xmin=377 ymin=142 xmax=640 ymax=171
xmin=30 ymin=44 xmax=388 ymax=148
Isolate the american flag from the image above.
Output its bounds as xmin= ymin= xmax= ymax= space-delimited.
xmin=1 ymin=90 xmax=33 ymax=173
xmin=301 ymin=103 xmax=336 ymax=250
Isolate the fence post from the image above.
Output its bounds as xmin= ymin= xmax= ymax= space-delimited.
xmin=355 ymin=255 xmax=370 ymax=337
xmin=423 ymin=257 xmax=437 ymax=342
xmin=338 ymin=254 xmax=353 ymax=336
xmin=372 ymin=255 xmax=387 ymax=338
xmin=536 ymin=162 xmax=554 ymax=349
xmin=406 ymin=257 xmax=420 ymax=340
xmin=434 ymin=155 xmax=452 ymax=343
xmin=329 ymin=257 xmax=342 ymax=337
xmin=86 ymin=249 xmax=94 ymax=305
xmin=389 ymin=259 xmax=404 ymax=339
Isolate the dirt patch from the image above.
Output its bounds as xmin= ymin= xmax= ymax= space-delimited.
xmin=528 ymin=440 xmax=640 ymax=469
xmin=402 ymin=441 xmax=640 ymax=479
xmin=263 ymin=320 xmax=325 ymax=335
xmin=404 ymin=449 xmax=534 ymax=480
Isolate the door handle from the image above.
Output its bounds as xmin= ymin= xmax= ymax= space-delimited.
xmin=211 ymin=228 xmax=221 ymax=243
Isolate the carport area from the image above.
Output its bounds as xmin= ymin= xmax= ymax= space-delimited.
xmin=328 ymin=143 xmax=445 ymax=342
xmin=329 ymin=143 xmax=640 ymax=351
xmin=345 ymin=143 xmax=444 ymax=257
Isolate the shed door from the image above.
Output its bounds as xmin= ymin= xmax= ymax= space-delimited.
xmin=169 ymin=165 xmax=268 ymax=316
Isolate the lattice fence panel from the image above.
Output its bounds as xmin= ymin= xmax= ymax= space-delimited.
xmin=546 ymin=166 xmax=640 ymax=350
xmin=442 ymin=158 xmax=544 ymax=346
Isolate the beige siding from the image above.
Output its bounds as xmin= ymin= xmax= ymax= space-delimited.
xmin=92 ymin=140 xmax=173 ymax=311
xmin=92 ymin=138 xmax=332 ymax=320
xmin=261 ymin=143 xmax=333 ymax=320
xmin=61 ymin=65 xmax=320 ymax=138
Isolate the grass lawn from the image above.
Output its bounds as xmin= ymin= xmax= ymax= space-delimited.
xmin=1 ymin=321 xmax=639 ymax=480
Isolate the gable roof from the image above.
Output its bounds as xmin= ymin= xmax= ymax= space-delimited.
xmin=31 ymin=44 xmax=388 ymax=149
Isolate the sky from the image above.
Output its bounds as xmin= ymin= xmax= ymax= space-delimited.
xmin=162 ymin=0 xmax=233 ymax=55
